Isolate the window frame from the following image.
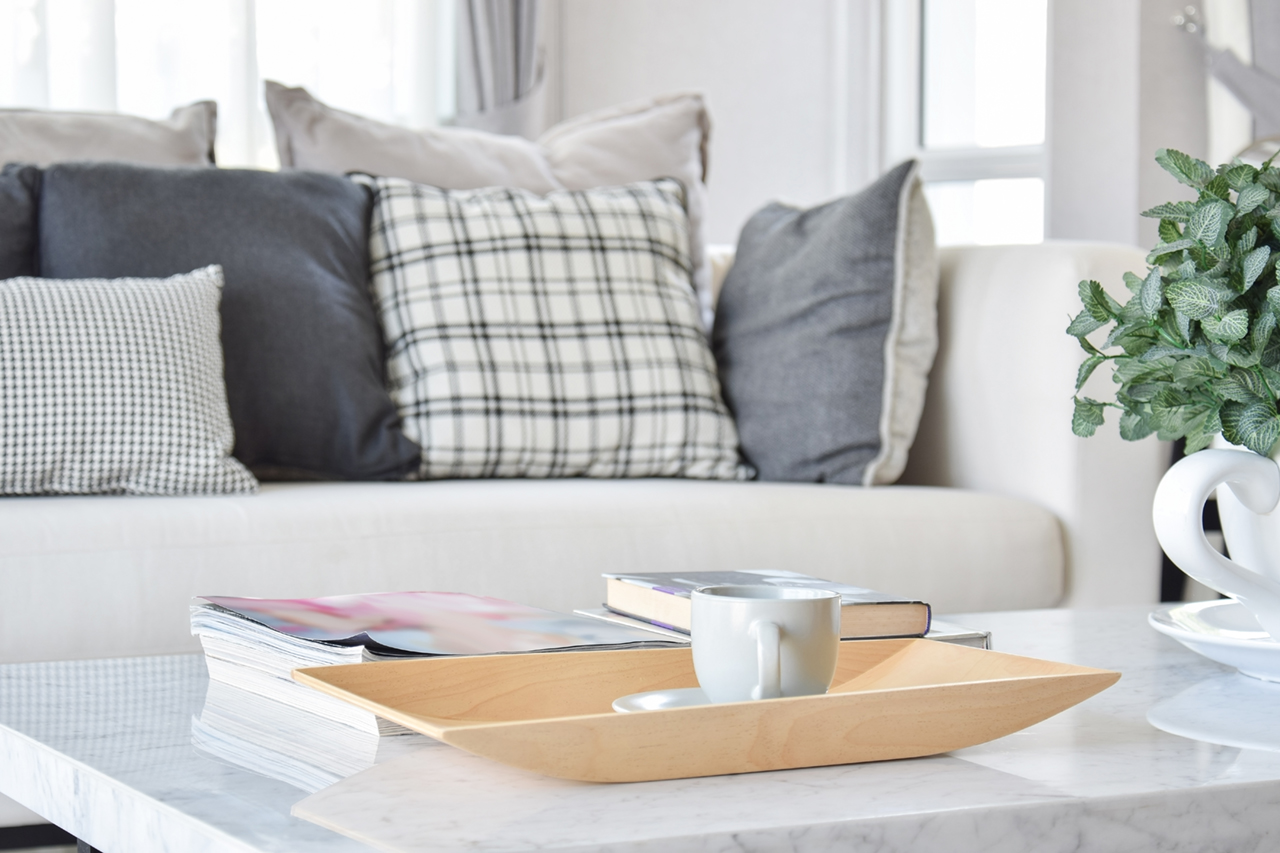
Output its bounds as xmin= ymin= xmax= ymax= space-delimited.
xmin=880 ymin=0 xmax=1048 ymax=227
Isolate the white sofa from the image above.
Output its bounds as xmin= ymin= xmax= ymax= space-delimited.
xmin=0 ymin=239 xmax=1167 ymax=829
xmin=0 ymin=239 xmax=1167 ymax=667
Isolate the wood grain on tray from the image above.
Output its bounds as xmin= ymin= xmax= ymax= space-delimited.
xmin=294 ymin=639 xmax=1118 ymax=782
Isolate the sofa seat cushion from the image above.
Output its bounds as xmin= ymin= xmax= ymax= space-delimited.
xmin=0 ymin=481 xmax=1063 ymax=664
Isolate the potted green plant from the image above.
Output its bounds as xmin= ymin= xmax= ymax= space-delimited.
xmin=1072 ymin=149 xmax=1280 ymax=648
xmin=1068 ymin=149 xmax=1280 ymax=455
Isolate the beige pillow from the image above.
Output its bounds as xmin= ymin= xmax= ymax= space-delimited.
xmin=0 ymin=101 xmax=216 ymax=167
xmin=264 ymin=82 xmax=713 ymax=318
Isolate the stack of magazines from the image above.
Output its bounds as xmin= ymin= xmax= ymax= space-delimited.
xmin=190 ymin=591 xmax=684 ymax=737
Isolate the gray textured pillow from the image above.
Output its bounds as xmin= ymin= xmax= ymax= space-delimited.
xmin=0 ymin=101 xmax=216 ymax=166
xmin=711 ymin=160 xmax=938 ymax=486
xmin=0 ymin=164 xmax=39 ymax=279
xmin=0 ymin=266 xmax=257 ymax=495
xmin=37 ymin=163 xmax=421 ymax=481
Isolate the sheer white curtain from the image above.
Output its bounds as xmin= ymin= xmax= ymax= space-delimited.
xmin=0 ymin=0 xmax=455 ymax=167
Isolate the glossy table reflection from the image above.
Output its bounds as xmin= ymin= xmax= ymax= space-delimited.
xmin=2 ymin=607 xmax=1280 ymax=852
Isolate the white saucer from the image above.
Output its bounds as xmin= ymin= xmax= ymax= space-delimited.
xmin=1149 ymin=600 xmax=1280 ymax=681
xmin=612 ymin=687 xmax=711 ymax=713
xmin=1147 ymin=672 xmax=1280 ymax=751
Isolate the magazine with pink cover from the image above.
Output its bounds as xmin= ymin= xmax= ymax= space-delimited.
xmin=198 ymin=591 xmax=675 ymax=656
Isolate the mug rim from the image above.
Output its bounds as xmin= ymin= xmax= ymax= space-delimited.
xmin=692 ymin=584 xmax=841 ymax=602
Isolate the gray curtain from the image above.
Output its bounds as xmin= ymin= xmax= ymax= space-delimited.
xmin=455 ymin=0 xmax=545 ymax=139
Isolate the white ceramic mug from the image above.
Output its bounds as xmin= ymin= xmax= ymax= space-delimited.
xmin=690 ymin=585 xmax=840 ymax=703
xmin=1153 ymin=445 xmax=1280 ymax=639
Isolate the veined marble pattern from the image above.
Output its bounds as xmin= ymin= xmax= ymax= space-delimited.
xmin=2 ymin=608 xmax=1280 ymax=852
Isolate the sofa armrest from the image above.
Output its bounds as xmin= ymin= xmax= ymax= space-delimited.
xmin=897 ymin=242 xmax=1168 ymax=607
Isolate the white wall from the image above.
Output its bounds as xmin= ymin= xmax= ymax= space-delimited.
xmin=1047 ymin=0 xmax=1209 ymax=247
xmin=553 ymin=0 xmax=879 ymax=245
xmin=554 ymin=0 xmax=1208 ymax=250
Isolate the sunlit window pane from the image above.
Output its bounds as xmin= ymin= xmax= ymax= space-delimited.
xmin=924 ymin=178 xmax=1044 ymax=246
xmin=922 ymin=0 xmax=1047 ymax=149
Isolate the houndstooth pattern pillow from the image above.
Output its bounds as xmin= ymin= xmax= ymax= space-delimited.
xmin=361 ymin=176 xmax=750 ymax=480
xmin=0 ymin=266 xmax=258 ymax=495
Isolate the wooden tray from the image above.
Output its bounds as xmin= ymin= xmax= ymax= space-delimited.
xmin=294 ymin=639 xmax=1118 ymax=783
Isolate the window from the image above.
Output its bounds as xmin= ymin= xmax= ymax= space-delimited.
xmin=0 ymin=0 xmax=455 ymax=168
xmin=883 ymin=0 xmax=1048 ymax=246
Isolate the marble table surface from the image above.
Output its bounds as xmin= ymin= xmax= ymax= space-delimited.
xmin=3 ymin=606 xmax=1280 ymax=852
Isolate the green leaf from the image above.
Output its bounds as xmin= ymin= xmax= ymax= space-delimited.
xmin=1148 ymin=240 xmax=1197 ymax=263
xmin=1204 ymin=309 xmax=1249 ymax=344
xmin=1152 ymin=236 xmax=1198 ymax=261
xmin=1237 ymin=368 xmax=1269 ymax=398
xmin=1184 ymin=405 xmax=1224 ymax=451
xmin=1072 ymin=397 xmax=1106 ymax=437
xmin=1188 ymin=201 xmax=1232 ymax=246
xmin=1123 ymin=271 xmax=1145 ymax=294
xmin=1224 ymin=163 xmax=1260 ymax=190
xmin=1141 ymin=201 xmax=1197 ymax=221
xmin=1067 ymin=309 xmax=1105 ymax=337
xmin=1177 ymin=311 xmax=1193 ymax=343
xmin=1166 ymin=280 xmax=1220 ymax=319
xmin=1103 ymin=322 xmax=1137 ymax=350
xmin=1238 ymin=226 xmax=1259 ymax=254
xmin=1119 ymin=409 xmax=1156 ymax=441
xmin=1078 ymin=280 xmax=1114 ymax=322
xmin=1158 ymin=219 xmax=1182 ymax=243
xmin=1214 ymin=369 xmax=1269 ymax=402
xmin=1139 ymin=267 xmax=1163 ymax=317
xmin=1213 ymin=343 xmax=1262 ymax=367
xmin=1261 ymin=167 xmax=1280 ymax=193
xmin=1116 ymin=355 xmax=1174 ymax=380
xmin=1236 ymin=183 xmax=1271 ymax=217
xmin=1157 ymin=148 xmax=1215 ymax=188
xmin=1077 ymin=334 xmax=1101 ymax=356
xmin=1204 ymin=175 xmax=1232 ymax=200
xmin=1253 ymin=309 xmax=1277 ymax=353
xmin=1244 ymin=246 xmax=1272 ymax=292
xmin=1262 ymin=363 xmax=1280 ymax=393
xmin=1172 ymin=356 xmax=1226 ymax=388
xmin=1076 ymin=355 xmax=1106 ymax=391
xmin=1221 ymin=400 xmax=1280 ymax=455
xmin=1267 ymin=285 xmax=1280 ymax=317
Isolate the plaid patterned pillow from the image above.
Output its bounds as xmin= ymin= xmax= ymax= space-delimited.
xmin=361 ymin=176 xmax=750 ymax=480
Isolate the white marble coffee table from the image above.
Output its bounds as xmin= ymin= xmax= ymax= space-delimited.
xmin=2 ymin=606 xmax=1280 ymax=853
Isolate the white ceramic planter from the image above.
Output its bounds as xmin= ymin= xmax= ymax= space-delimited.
xmin=1152 ymin=438 xmax=1280 ymax=639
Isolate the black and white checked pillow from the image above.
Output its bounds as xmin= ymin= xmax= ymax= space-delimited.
xmin=361 ymin=176 xmax=750 ymax=480
xmin=0 ymin=265 xmax=258 ymax=495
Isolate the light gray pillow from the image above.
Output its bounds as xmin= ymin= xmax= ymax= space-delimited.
xmin=263 ymin=81 xmax=716 ymax=323
xmin=0 ymin=101 xmax=216 ymax=167
xmin=711 ymin=161 xmax=938 ymax=486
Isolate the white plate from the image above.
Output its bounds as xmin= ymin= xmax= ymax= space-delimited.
xmin=1149 ymin=600 xmax=1280 ymax=681
xmin=1147 ymin=672 xmax=1280 ymax=751
xmin=612 ymin=687 xmax=711 ymax=713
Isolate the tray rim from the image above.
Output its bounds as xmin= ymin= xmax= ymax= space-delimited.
xmin=292 ymin=638 xmax=1119 ymax=735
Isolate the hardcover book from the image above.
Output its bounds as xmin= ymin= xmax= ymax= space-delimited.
xmin=603 ymin=570 xmax=931 ymax=639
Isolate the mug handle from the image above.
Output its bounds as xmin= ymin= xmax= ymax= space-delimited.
xmin=751 ymin=620 xmax=781 ymax=700
xmin=1152 ymin=448 xmax=1280 ymax=637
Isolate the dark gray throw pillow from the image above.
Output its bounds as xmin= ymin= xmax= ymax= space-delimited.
xmin=712 ymin=160 xmax=939 ymax=486
xmin=38 ymin=163 xmax=422 ymax=480
xmin=0 ymin=164 xmax=39 ymax=279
